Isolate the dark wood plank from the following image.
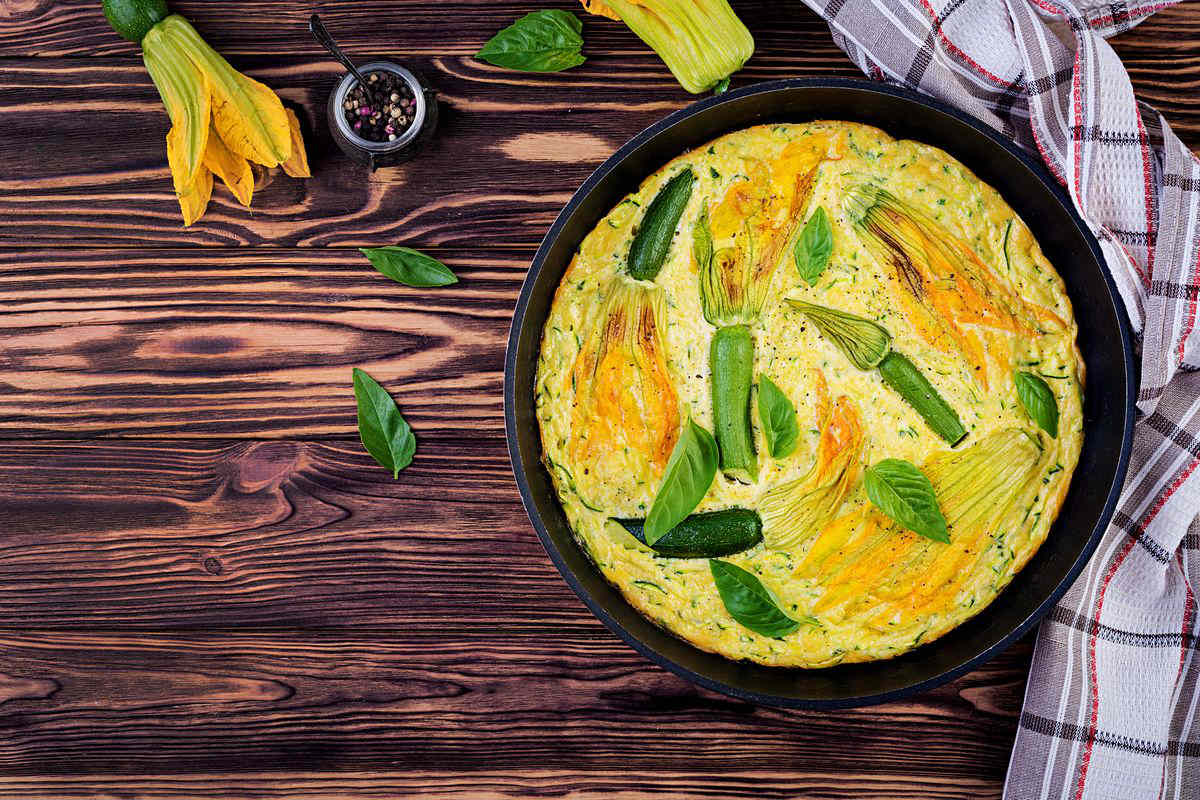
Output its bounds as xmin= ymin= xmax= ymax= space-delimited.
xmin=0 ymin=55 xmax=587 ymax=249
xmin=0 ymin=427 xmax=1030 ymax=795
xmin=0 ymin=628 xmax=1030 ymax=796
xmin=0 ymin=773 xmax=1011 ymax=800
xmin=0 ymin=50 xmax=856 ymax=248
xmin=3 ymin=0 xmax=1198 ymax=75
xmin=1 ymin=5 xmax=1194 ymax=247
xmin=0 ymin=435 xmax=572 ymax=629
xmin=1 ymin=1 xmax=843 ymax=58
xmin=0 ymin=247 xmax=511 ymax=438
xmin=0 ymin=431 xmax=1027 ymax=800
xmin=0 ymin=428 xmax=1030 ymax=797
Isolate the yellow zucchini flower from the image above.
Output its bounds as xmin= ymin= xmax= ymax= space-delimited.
xmin=761 ymin=370 xmax=864 ymax=552
xmin=567 ymin=277 xmax=680 ymax=508
xmin=794 ymin=427 xmax=1046 ymax=630
xmin=697 ymin=138 xmax=829 ymax=325
xmin=844 ymin=185 xmax=1054 ymax=388
xmin=103 ymin=2 xmax=309 ymax=226
xmin=581 ymin=0 xmax=754 ymax=93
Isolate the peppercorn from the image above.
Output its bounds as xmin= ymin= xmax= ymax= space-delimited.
xmin=343 ymin=70 xmax=416 ymax=144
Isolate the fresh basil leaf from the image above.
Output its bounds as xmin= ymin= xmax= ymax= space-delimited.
xmin=644 ymin=419 xmax=719 ymax=545
xmin=865 ymin=458 xmax=949 ymax=543
xmin=360 ymin=246 xmax=458 ymax=287
xmin=713 ymin=76 xmax=731 ymax=95
xmin=353 ymin=368 xmax=416 ymax=478
xmin=757 ymin=375 xmax=798 ymax=458
xmin=476 ymin=10 xmax=585 ymax=73
xmin=1015 ymin=371 xmax=1059 ymax=438
xmin=794 ymin=206 xmax=833 ymax=286
xmin=710 ymin=560 xmax=816 ymax=638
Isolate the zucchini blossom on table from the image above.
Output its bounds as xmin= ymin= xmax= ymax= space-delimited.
xmin=102 ymin=1 xmax=310 ymax=225
xmin=580 ymin=0 xmax=754 ymax=93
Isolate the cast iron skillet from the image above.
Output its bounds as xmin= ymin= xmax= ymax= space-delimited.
xmin=504 ymin=78 xmax=1135 ymax=708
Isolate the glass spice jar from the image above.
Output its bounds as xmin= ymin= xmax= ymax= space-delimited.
xmin=327 ymin=60 xmax=438 ymax=171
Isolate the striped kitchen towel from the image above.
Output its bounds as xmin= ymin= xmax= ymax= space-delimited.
xmin=798 ymin=1 xmax=1200 ymax=798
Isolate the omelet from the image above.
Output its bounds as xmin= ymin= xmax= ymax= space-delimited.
xmin=535 ymin=121 xmax=1083 ymax=667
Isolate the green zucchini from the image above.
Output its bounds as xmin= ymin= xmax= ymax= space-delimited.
xmin=627 ymin=168 xmax=696 ymax=281
xmin=786 ymin=300 xmax=966 ymax=446
xmin=618 ymin=509 xmax=763 ymax=558
xmin=102 ymin=0 xmax=168 ymax=42
xmin=710 ymin=324 xmax=757 ymax=482
xmin=878 ymin=351 xmax=967 ymax=445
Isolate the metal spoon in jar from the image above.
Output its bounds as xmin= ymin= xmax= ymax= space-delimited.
xmin=309 ymin=13 xmax=380 ymax=109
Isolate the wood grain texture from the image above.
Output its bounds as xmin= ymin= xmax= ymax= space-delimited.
xmin=0 ymin=774 xmax=1012 ymax=800
xmin=0 ymin=53 xmax=833 ymax=248
xmin=0 ymin=3 xmax=1195 ymax=247
xmin=0 ymin=433 xmax=1031 ymax=794
xmin=3 ymin=1 xmax=850 ymax=57
xmin=0 ymin=248 xmax=512 ymax=438
xmin=0 ymin=627 xmax=1031 ymax=796
xmin=0 ymin=1 xmax=1195 ymax=797
xmin=0 ymin=436 xmax=563 ymax=629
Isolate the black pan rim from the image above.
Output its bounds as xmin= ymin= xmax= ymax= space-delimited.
xmin=504 ymin=77 xmax=1136 ymax=709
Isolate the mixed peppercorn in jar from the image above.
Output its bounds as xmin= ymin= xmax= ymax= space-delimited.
xmin=342 ymin=69 xmax=417 ymax=143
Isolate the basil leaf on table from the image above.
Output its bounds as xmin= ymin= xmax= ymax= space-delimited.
xmin=865 ymin=458 xmax=949 ymax=543
xmin=1015 ymin=371 xmax=1059 ymax=438
xmin=353 ymin=368 xmax=416 ymax=478
xmin=710 ymin=560 xmax=816 ymax=638
xmin=794 ymin=206 xmax=833 ymax=286
xmin=360 ymin=246 xmax=458 ymax=287
xmin=476 ymin=10 xmax=586 ymax=73
xmin=644 ymin=419 xmax=719 ymax=546
xmin=757 ymin=375 xmax=798 ymax=458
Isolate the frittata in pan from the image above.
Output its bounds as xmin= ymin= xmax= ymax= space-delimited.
xmin=535 ymin=121 xmax=1082 ymax=667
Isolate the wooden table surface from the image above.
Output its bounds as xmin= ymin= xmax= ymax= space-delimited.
xmin=0 ymin=2 xmax=1196 ymax=797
